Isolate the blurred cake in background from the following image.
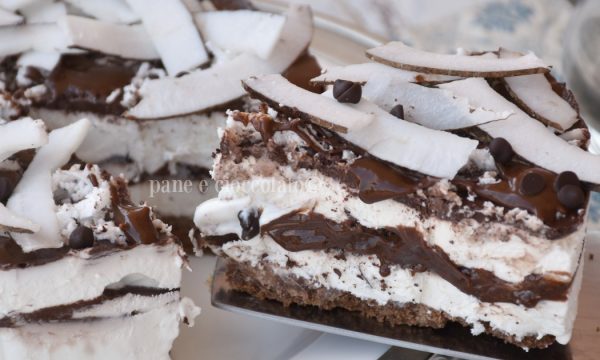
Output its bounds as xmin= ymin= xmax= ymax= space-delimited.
xmin=0 ymin=0 xmax=321 ymax=252
xmin=0 ymin=116 xmax=198 ymax=358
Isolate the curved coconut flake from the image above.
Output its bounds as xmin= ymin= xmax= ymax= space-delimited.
xmin=127 ymin=53 xmax=272 ymax=119
xmin=0 ymin=203 xmax=39 ymax=233
xmin=0 ymin=117 xmax=47 ymax=162
xmin=194 ymin=10 xmax=285 ymax=60
xmin=127 ymin=5 xmax=313 ymax=119
xmin=322 ymin=90 xmax=478 ymax=178
xmin=0 ymin=7 xmax=22 ymax=26
xmin=311 ymin=63 xmax=460 ymax=85
xmin=65 ymin=0 xmax=139 ymax=24
xmin=366 ymin=41 xmax=549 ymax=77
xmin=440 ymin=78 xmax=600 ymax=184
xmin=7 ymin=118 xmax=90 ymax=252
xmin=0 ymin=23 xmax=69 ymax=57
xmin=243 ymin=74 xmax=373 ymax=133
xmin=126 ymin=0 xmax=208 ymax=76
xmin=21 ymin=0 xmax=66 ymax=24
xmin=361 ymin=76 xmax=512 ymax=130
xmin=18 ymin=50 xmax=60 ymax=71
xmin=503 ymin=74 xmax=578 ymax=131
xmin=60 ymin=15 xmax=158 ymax=60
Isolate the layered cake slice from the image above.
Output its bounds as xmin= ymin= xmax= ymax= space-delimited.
xmin=0 ymin=0 xmax=320 ymax=249
xmin=195 ymin=43 xmax=599 ymax=349
xmin=0 ymin=117 xmax=199 ymax=358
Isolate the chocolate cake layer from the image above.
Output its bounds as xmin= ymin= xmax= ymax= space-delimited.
xmin=225 ymin=259 xmax=556 ymax=349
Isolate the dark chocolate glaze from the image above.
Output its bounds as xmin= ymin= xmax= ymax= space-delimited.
xmin=348 ymin=157 xmax=436 ymax=204
xmin=110 ymin=177 xmax=160 ymax=245
xmin=261 ymin=211 xmax=571 ymax=307
xmin=455 ymin=162 xmax=587 ymax=228
xmin=0 ymin=286 xmax=178 ymax=327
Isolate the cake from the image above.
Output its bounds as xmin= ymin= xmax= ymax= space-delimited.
xmin=194 ymin=42 xmax=598 ymax=349
xmin=0 ymin=0 xmax=320 ymax=250
xmin=0 ymin=116 xmax=199 ymax=358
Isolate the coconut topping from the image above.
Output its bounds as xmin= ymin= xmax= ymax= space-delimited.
xmin=361 ymin=75 xmax=512 ymax=130
xmin=125 ymin=0 xmax=209 ymax=76
xmin=0 ymin=0 xmax=313 ymax=121
xmin=7 ymin=118 xmax=90 ymax=252
xmin=243 ymin=74 xmax=374 ymax=133
xmin=311 ymin=62 xmax=460 ymax=85
xmin=194 ymin=10 xmax=285 ymax=60
xmin=366 ymin=41 xmax=549 ymax=77
xmin=126 ymin=4 xmax=313 ymax=119
xmin=440 ymin=78 xmax=600 ymax=184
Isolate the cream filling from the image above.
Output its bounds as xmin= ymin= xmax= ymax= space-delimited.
xmin=31 ymin=108 xmax=225 ymax=179
xmin=194 ymin=166 xmax=585 ymax=284
xmin=0 ymin=242 xmax=183 ymax=316
xmin=221 ymin=235 xmax=583 ymax=346
xmin=0 ymin=301 xmax=182 ymax=360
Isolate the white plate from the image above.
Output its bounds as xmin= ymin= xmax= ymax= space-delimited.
xmin=172 ymin=4 xmax=384 ymax=359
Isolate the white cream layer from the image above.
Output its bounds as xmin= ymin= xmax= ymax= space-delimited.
xmin=0 ymin=301 xmax=182 ymax=360
xmin=221 ymin=234 xmax=583 ymax=346
xmin=195 ymin=162 xmax=585 ymax=285
xmin=31 ymin=108 xmax=225 ymax=179
xmin=0 ymin=242 xmax=183 ymax=316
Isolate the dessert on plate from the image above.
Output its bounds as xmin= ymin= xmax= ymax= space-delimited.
xmin=0 ymin=0 xmax=320 ymax=251
xmin=0 ymin=116 xmax=199 ymax=358
xmin=194 ymin=42 xmax=598 ymax=349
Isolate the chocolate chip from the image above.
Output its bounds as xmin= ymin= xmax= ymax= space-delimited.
xmin=519 ymin=172 xmax=545 ymax=196
xmin=390 ymin=104 xmax=405 ymax=119
xmin=69 ymin=225 xmax=95 ymax=250
xmin=238 ymin=208 xmax=261 ymax=240
xmin=554 ymin=171 xmax=580 ymax=192
xmin=557 ymin=184 xmax=585 ymax=210
xmin=488 ymin=137 xmax=514 ymax=164
xmin=333 ymin=80 xmax=361 ymax=104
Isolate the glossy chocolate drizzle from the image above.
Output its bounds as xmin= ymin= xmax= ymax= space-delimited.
xmin=262 ymin=211 xmax=571 ymax=307
xmin=456 ymin=162 xmax=587 ymax=228
xmin=348 ymin=157 xmax=436 ymax=204
xmin=110 ymin=178 xmax=160 ymax=245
